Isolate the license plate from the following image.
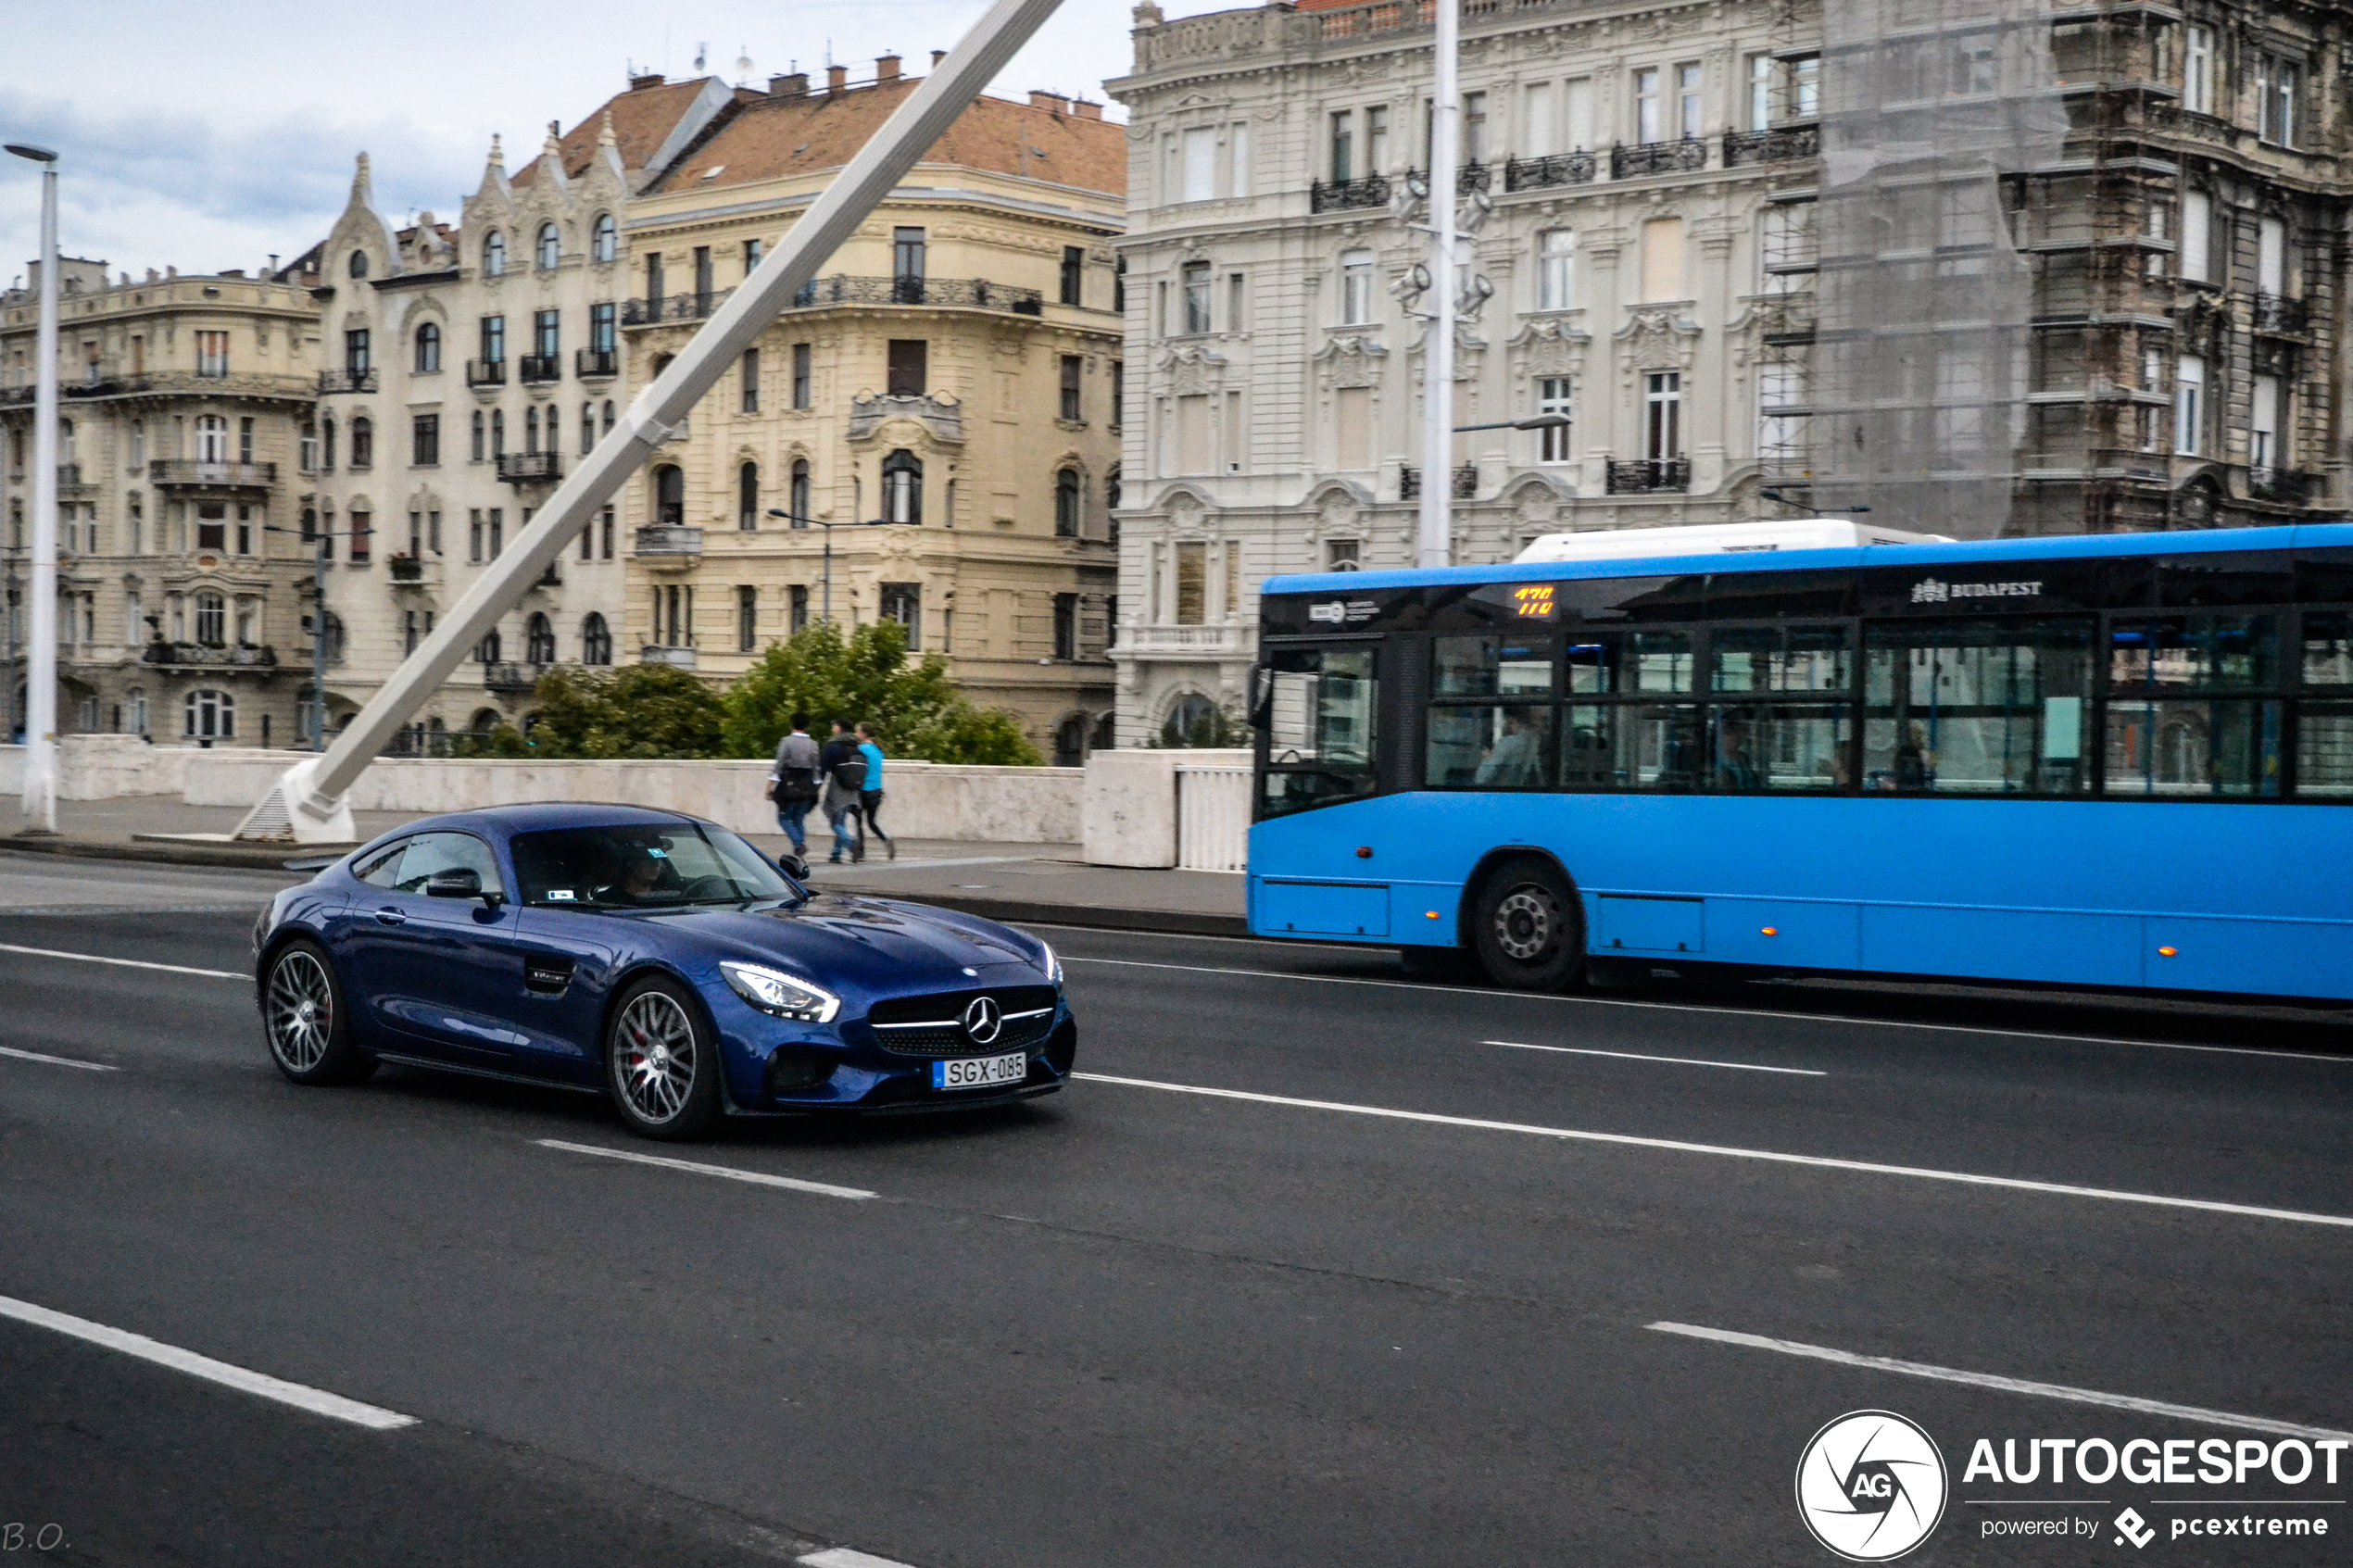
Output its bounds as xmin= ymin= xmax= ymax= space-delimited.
xmin=932 ymin=1051 xmax=1028 ymax=1091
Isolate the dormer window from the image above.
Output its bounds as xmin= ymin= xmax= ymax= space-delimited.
xmin=348 ymin=250 xmax=369 ymax=280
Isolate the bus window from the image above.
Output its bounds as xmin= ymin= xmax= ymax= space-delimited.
xmin=1709 ymin=624 xmax=1854 ymax=790
xmin=1633 ymin=631 xmax=1695 ymax=693
xmin=2299 ymin=612 xmax=2353 ymax=798
xmin=1865 ymin=620 xmax=2093 ymax=794
xmin=2105 ymin=614 xmax=2281 ymax=797
xmin=1428 ymin=705 xmax=1554 ymax=788
xmin=1263 ymin=646 xmax=1378 ymax=816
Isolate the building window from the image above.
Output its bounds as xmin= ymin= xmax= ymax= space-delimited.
xmin=1053 ymin=593 xmax=1077 ymax=661
xmin=2181 ymin=191 xmax=2210 ymax=282
xmin=2174 ymin=355 xmax=2205 ymax=456
xmin=349 ymin=416 xmax=372 ymax=469
xmin=1538 ymin=378 xmax=1573 ymax=462
xmin=2259 ymin=55 xmax=2298 ymax=147
xmin=1537 ymin=231 xmax=1575 ymax=310
xmin=1111 ymin=363 xmax=1124 ymax=430
xmin=412 ymin=413 xmax=439 ymax=467
xmin=1328 ymin=109 xmax=1354 ymax=184
xmin=893 ymin=226 xmax=926 ymax=290
xmin=1114 ymin=256 xmax=1126 ymax=316
xmin=1676 ymin=63 xmax=1702 ymax=141
xmin=350 ymin=509 xmax=371 ymax=563
xmin=887 ymin=339 xmax=926 ymax=398
xmin=738 ymin=461 xmax=759 ymax=529
xmin=879 ymin=582 xmax=921 ymax=649
xmin=487 ymin=507 xmax=502 ymax=558
xmin=582 ymin=612 xmax=612 ymax=665
xmin=653 ymin=465 xmax=684 ymax=526
xmin=470 ymin=508 xmax=484 ymax=562
xmin=196 ymin=415 xmax=228 ymax=464
xmin=1180 ymin=125 xmax=1216 ymax=202
xmin=1747 ymin=55 xmax=1773 ymax=131
xmin=239 ymin=417 xmax=255 ymax=465
xmin=471 ymin=410 xmax=485 ymax=462
xmin=881 ymin=450 xmax=923 ymax=525
xmin=1061 ymin=245 xmax=1085 ymax=307
xmin=739 ymin=348 xmax=760 ymax=413
xmin=2183 ymin=26 xmax=2214 ymax=116
xmin=194 ymin=591 xmax=226 ymax=645
xmin=1340 ymin=249 xmax=1374 ymax=325
xmin=484 ymin=232 xmax=506 ymax=277
xmin=602 ymin=400 xmax=615 ymax=438
xmin=526 ymin=611 xmax=556 ymax=665
xmin=413 ymin=321 xmax=441 ymax=373
xmin=195 ymin=331 xmax=230 ymax=378
xmin=1182 ymin=260 xmax=1213 ymax=334
xmin=789 ymin=585 xmax=810 ymax=633
xmin=477 ymin=627 xmax=503 ymax=664
xmin=1463 ymin=91 xmax=1489 ymax=165
xmin=1793 ymin=55 xmax=1819 ymax=119
xmin=536 ymin=223 xmax=560 ymax=270
xmin=789 ymin=459 xmax=811 ymax=525
xmin=1645 ymin=371 xmax=1682 ymax=460
xmin=791 ymin=343 xmax=812 ymax=408
xmin=592 ymin=212 xmax=617 ymax=264
xmin=184 ymin=689 xmax=234 ymax=740
xmin=736 ymin=585 xmax=758 ymax=652
xmin=2251 ymin=373 xmax=2283 ymax=475
xmin=524 ymin=406 xmax=540 ymax=455
xmin=534 ymin=308 xmax=559 ymax=359
xmin=580 ymin=403 xmax=596 ymax=456
xmin=348 ymin=250 xmax=369 ymax=280
xmin=491 ymin=408 xmax=505 ymax=458
xmin=1055 ymin=468 xmax=1083 ymax=537
xmin=1060 ymin=355 xmax=1084 ymax=421
xmin=1635 ymin=67 xmax=1662 ymax=144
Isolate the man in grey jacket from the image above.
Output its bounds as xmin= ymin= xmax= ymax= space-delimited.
xmin=770 ymin=712 xmax=822 ymax=857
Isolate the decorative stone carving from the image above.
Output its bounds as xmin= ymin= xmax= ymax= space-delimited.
xmin=1160 ymin=344 xmax=1227 ymax=395
xmin=1312 ymin=332 xmax=1387 ymax=391
xmin=1616 ymin=307 xmax=1702 ymax=383
xmin=1506 ymin=314 xmax=1592 ymax=381
xmin=847 ymin=394 xmax=964 ymax=445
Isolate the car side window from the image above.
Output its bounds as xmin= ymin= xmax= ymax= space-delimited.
xmin=390 ymin=832 xmax=506 ymax=897
xmin=355 ymin=841 xmax=410 ymax=888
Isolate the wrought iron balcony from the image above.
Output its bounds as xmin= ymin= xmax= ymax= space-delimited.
xmin=622 ymin=289 xmax=733 ymax=326
xmin=634 ymin=524 xmax=705 ymax=558
xmin=56 ymin=463 xmax=87 ymax=492
xmin=149 ymin=458 xmax=277 ymax=490
xmin=2251 ymin=293 xmax=2309 ymax=335
xmin=1504 ymin=151 xmax=1597 ymax=192
xmin=318 ymin=368 xmax=379 ymax=395
xmin=1399 ymin=464 xmax=1478 ymax=501
xmin=780 ymin=275 xmax=1046 ymax=316
xmin=518 ymin=354 xmax=562 ymax=384
xmin=465 ymin=358 xmax=507 ymax=387
xmin=575 ymin=347 xmax=618 ymax=378
xmin=1612 ymin=139 xmax=1709 ymax=179
xmin=482 ymin=660 xmax=537 ymax=693
xmin=1606 ymin=458 xmax=1692 ymax=495
xmin=497 ymin=451 xmax=562 ymax=484
xmin=1723 ymin=124 xmax=1821 ymax=167
xmin=143 ymin=641 xmax=278 ymax=669
xmin=1310 ymin=175 xmax=1390 ymax=213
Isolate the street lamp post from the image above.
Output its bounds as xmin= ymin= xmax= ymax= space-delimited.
xmin=767 ymin=509 xmax=884 ymax=625
xmin=1416 ymin=0 xmax=1460 ymax=571
xmin=7 ymin=141 xmax=59 ymax=835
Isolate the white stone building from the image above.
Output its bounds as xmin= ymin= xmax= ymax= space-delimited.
xmin=1105 ymin=0 xmax=1819 ymax=745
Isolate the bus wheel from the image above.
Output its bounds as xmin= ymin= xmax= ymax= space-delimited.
xmin=1470 ymin=857 xmax=1585 ymax=991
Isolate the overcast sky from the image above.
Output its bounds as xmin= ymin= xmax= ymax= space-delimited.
xmin=0 ymin=0 xmax=1234 ymax=287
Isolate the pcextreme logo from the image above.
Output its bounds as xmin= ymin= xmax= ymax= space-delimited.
xmin=1796 ymin=1410 xmax=1951 ymax=1562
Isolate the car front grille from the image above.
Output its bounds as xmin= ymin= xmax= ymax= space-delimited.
xmin=866 ymin=985 xmax=1059 ymax=1057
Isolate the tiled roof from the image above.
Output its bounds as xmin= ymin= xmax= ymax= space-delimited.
xmin=646 ymin=79 xmax=1126 ymax=198
xmin=511 ymin=75 xmax=736 ymax=187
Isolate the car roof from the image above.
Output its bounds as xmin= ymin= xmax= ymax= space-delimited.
xmin=347 ymin=801 xmax=716 ymax=859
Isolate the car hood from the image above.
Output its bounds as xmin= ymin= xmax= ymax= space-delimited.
xmin=621 ymin=893 xmax=1047 ymax=1001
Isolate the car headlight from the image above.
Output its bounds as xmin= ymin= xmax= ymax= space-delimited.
xmin=1036 ymin=941 xmax=1062 ymax=985
xmin=720 ymin=961 xmax=841 ymax=1023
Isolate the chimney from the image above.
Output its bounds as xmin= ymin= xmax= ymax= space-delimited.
xmin=827 ymin=64 xmax=848 ymax=94
xmin=876 ymin=54 xmax=900 ymax=83
xmin=931 ymin=50 xmax=947 ymax=69
xmin=629 ymin=71 xmax=666 ymax=91
xmin=1029 ymin=90 xmax=1070 ymax=115
xmin=770 ymin=71 xmax=808 ymax=97
xmin=1072 ymin=98 xmax=1104 ymax=120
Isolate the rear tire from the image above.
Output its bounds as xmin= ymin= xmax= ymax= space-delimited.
xmin=605 ymin=977 xmax=724 ymax=1141
xmin=1469 ymin=856 xmax=1586 ymax=992
xmin=261 ymin=938 xmax=377 ymax=1085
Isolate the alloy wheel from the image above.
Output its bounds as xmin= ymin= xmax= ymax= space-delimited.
xmin=615 ymin=991 xmax=698 ymax=1124
xmin=266 ymin=947 xmax=336 ymax=1073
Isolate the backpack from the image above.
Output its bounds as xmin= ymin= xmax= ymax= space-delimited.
xmin=829 ymin=756 xmax=867 ymax=795
xmin=772 ymin=764 xmax=820 ymax=805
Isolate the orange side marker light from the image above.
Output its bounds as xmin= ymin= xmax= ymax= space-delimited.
xmin=2158 ymin=946 xmax=2178 ymax=958
xmin=1761 ymin=926 xmax=1779 ymax=936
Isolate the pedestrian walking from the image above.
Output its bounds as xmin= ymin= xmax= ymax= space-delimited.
xmin=855 ymin=721 xmax=895 ymax=860
xmin=769 ymin=711 xmax=822 ymax=857
xmin=820 ymin=721 xmax=866 ymax=864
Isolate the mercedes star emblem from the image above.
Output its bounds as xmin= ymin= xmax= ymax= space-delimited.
xmin=962 ymin=996 xmax=1003 ymax=1045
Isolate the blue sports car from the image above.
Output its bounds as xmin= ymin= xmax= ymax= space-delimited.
xmin=250 ymin=803 xmax=1076 ymax=1139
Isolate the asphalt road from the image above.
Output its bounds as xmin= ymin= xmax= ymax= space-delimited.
xmin=3 ymin=850 xmax=2349 ymax=1566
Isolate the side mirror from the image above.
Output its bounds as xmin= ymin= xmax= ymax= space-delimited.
xmin=1247 ymin=664 xmax=1273 ymax=732
xmin=777 ymin=852 xmax=812 ymax=882
xmin=425 ymin=866 xmax=484 ymax=899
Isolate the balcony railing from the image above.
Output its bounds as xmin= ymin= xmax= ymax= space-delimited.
xmin=3 ymin=370 xmax=315 ymax=405
xmin=2251 ymin=293 xmax=2309 ymax=335
xmin=1723 ymin=124 xmax=1821 ymax=166
xmin=575 ymin=347 xmax=618 ymax=378
xmin=778 ymin=276 xmax=1047 ymax=316
xmin=1504 ymin=151 xmax=1597 ymax=192
xmin=482 ymin=661 xmax=538 ymax=693
xmin=387 ymin=555 xmax=427 ymax=583
xmin=497 ymin=451 xmax=562 ymax=485
xmin=634 ymin=525 xmax=705 ymax=557
xmin=56 ymin=463 xmax=86 ymax=491
xmin=1606 ymin=458 xmax=1692 ymax=495
xmin=1612 ymin=139 xmax=1708 ymax=179
xmin=518 ymin=354 xmax=562 ymax=384
xmin=149 ymin=458 xmax=277 ymax=489
xmin=1120 ymin=624 xmax=1252 ymax=657
xmin=1400 ymin=464 xmax=1478 ymax=501
xmin=622 ymin=288 xmax=733 ymax=326
xmin=2248 ymin=465 xmax=2317 ymax=505
xmin=1310 ymin=175 xmax=1390 ymax=213
xmin=142 ymin=641 xmax=279 ymax=669
xmin=465 ymin=358 xmax=507 ymax=387
xmin=318 ymin=368 xmax=379 ymax=395
xmin=640 ymin=646 xmax=698 ymax=669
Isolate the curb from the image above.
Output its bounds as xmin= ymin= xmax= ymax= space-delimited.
xmin=0 ymin=836 xmax=331 ymax=873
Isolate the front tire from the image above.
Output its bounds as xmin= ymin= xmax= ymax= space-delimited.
xmin=261 ymin=939 xmax=377 ymax=1085
xmin=1469 ymin=856 xmax=1586 ymax=991
xmin=605 ymin=977 xmax=723 ymax=1141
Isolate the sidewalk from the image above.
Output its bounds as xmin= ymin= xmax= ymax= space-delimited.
xmin=0 ymin=796 xmax=1249 ymax=936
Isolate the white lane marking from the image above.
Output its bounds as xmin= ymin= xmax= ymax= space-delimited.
xmin=1648 ymin=1323 xmax=2353 ymax=1442
xmin=815 ymin=855 xmax=1038 ymax=874
xmin=0 ymin=1294 xmax=417 ymax=1431
xmin=799 ymin=1549 xmax=923 ymax=1568
xmin=0 ymin=1044 xmax=119 ymax=1073
xmin=1060 ymin=956 xmax=2353 ymax=1066
xmin=1484 ymin=1038 xmax=1825 ymax=1077
xmin=0 ymin=941 xmax=245 ymax=981
xmin=1070 ymin=1073 xmax=2353 ymax=1230
xmin=535 ymin=1139 xmax=875 ymax=1200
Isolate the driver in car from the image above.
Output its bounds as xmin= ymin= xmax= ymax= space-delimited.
xmin=598 ymin=846 xmax=676 ymax=905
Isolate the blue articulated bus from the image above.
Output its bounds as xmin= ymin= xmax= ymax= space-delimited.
xmin=1246 ymin=523 xmax=2353 ymax=1003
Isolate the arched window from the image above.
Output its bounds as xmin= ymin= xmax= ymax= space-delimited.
xmin=471 ymin=409 xmax=485 ymax=462
xmin=601 ymin=399 xmax=616 ymax=436
xmin=349 ymin=415 xmax=373 ymax=469
xmin=581 ymin=612 xmax=613 ymax=666
xmin=183 ymin=689 xmax=234 ymax=740
xmin=738 ymin=461 xmax=759 ymax=529
xmin=580 ymin=403 xmax=596 ymax=456
xmin=320 ymin=611 xmax=346 ymax=665
xmin=1105 ymin=465 xmax=1122 ymax=512
xmin=1054 ymin=714 xmax=1088 ymax=769
xmin=789 ymin=459 xmax=811 ymax=526
xmin=483 ymin=232 xmax=506 ymax=277
xmin=653 ymin=465 xmax=685 ymax=526
xmin=536 ymin=222 xmax=560 ymax=270
xmin=470 ymin=707 xmax=503 ymax=734
xmin=525 ymin=611 xmax=556 ymax=665
xmin=193 ymin=591 xmax=226 ymax=645
xmin=321 ymin=415 xmax=337 ymax=470
xmin=524 ymin=406 xmax=540 ymax=455
xmin=1054 ymin=467 xmax=1083 ymax=537
xmin=592 ymin=212 xmax=618 ymax=264
xmin=490 ymin=408 xmax=505 ymax=458
xmin=1162 ymin=693 xmax=1221 ymax=748
xmin=348 ymin=250 xmax=369 ymax=280
xmin=881 ymin=449 xmax=923 ymax=525
xmin=476 ymin=628 xmax=503 ymax=664
xmin=415 ymin=321 xmax=441 ymax=372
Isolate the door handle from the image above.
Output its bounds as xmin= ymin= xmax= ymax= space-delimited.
xmin=374 ymin=907 xmax=408 ymax=926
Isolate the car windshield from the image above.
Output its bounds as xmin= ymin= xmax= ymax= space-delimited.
xmin=510 ymin=822 xmax=799 ymax=909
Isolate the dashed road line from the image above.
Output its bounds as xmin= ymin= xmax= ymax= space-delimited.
xmin=1648 ymin=1322 xmax=2353 ymax=1442
xmin=799 ymin=1549 xmax=923 ymax=1568
xmin=1071 ymin=1073 xmax=2353 ymax=1230
xmin=1483 ymin=1038 xmax=1825 ymax=1076
xmin=535 ymin=1138 xmax=876 ymax=1200
xmin=0 ymin=941 xmax=245 ymax=980
xmin=0 ymin=1044 xmax=119 ymax=1073
xmin=0 ymin=1294 xmax=417 ymax=1431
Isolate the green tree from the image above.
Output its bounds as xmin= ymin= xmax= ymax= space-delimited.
xmin=525 ymin=663 xmax=728 ymax=759
xmin=719 ymin=620 xmax=1042 ymax=765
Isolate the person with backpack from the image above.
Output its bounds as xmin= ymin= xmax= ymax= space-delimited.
xmin=855 ymin=721 xmax=895 ymax=860
xmin=820 ymin=721 xmax=866 ymax=864
xmin=768 ymin=712 xmax=822 ymax=857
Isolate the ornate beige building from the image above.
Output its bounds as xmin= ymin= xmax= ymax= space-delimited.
xmin=623 ymin=60 xmax=1126 ymax=763
xmin=2 ymin=257 xmax=322 ymax=746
